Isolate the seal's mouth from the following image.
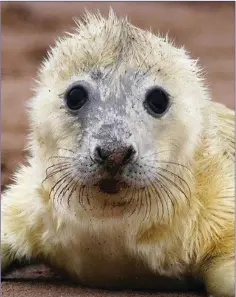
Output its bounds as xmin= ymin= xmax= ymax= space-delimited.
xmin=98 ymin=178 xmax=127 ymax=194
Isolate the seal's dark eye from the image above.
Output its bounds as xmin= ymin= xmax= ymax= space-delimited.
xmin=65 ymin=85 xmax=88 ymax=111
xmin=144 ymin=87 xmax=170 ymax=117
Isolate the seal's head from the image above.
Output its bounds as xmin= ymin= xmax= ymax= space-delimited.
xmin=29 ymin=10 xmax=210 ymax=220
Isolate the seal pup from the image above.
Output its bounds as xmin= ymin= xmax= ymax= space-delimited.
xmin=1 ymin=10 xmax=234 ymax=297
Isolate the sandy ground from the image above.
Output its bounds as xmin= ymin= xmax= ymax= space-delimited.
xmin=1 ymin=2 xmax=235 ymax=296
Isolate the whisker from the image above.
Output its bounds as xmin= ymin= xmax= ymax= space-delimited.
xmin=137 ymin=173 xmax=151 ymax=224
xmin=79 ymin=176 xmax=89 ymax=212
xmin=127 ymin=186 xmax=139 ymax=218
xmin=158 ymin=167 xmax=192 ymax=199
xmin=118 ymin=179 xmax=135 ymax=215
xmin=46 ymin=162 xmax=71 ymax=174
xmin=136 ymin=59 xmax=162 ymax=84
xmin=43 ymin=165 xmax=71 ymax=184
xmin=141 ymin=184 xmax=151 ymax=225
xmin=55 ymin=147 xmax=76 ymax=154
xmin=42 ymin=166 xmax=71 ymax=186
xmin=67 ymin=179 xmax=80 ymax=208
xmin=147 ymin=176 xmax=164 ymax=221
xmin=52 ymin=171 xmax=73 ymax=205
xmin=144 ymin=160 xmax=193 ymax=174
xmin=58 ymin=177 xmax=76 ymax=206
xmin=86 ymin=185 xmax=95 ymax=214
xmin=140 ymin=150 xmax=176 ymax=160
xmin=157 ymin=177 xmax=176 ymax=217
xmin=152 ymin=174 xmax=174 ymax=219
xmin=50 ymin=171 xmax=72 ymax=199
xmin=135 ymin=49 xmax=153 ymax=80
xmin=48 ymin=156 xmax=76 ymax=161
xmin=145 ymin=164 xmax=192 ymax=199
xmin=153 ymin=170 xmax=190 ymax=207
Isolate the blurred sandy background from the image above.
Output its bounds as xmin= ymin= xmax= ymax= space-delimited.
xmin=1 ymin=1 xmax=235 ymax=191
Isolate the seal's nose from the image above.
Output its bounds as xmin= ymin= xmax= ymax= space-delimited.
xmin=94 ymin=145 xmax=136 ymax=173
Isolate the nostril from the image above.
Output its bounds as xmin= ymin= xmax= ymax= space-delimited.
xmin=95 ymin=146 xmax=107 ymax=163
xmin=123 ymin=146 xmax=136 ymax=164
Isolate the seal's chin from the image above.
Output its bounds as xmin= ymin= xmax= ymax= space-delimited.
xmin=97 ymin=178 xmax=127 ymax=194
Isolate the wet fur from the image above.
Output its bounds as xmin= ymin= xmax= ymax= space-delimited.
xmin=1 ymin=10 xmax=234 ymax=296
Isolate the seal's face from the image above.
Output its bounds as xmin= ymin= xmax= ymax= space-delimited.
xmin=30 ymin=14 xmax=208 ymax=219
xmin=62 ymin=68 xmax=173 ymax=193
